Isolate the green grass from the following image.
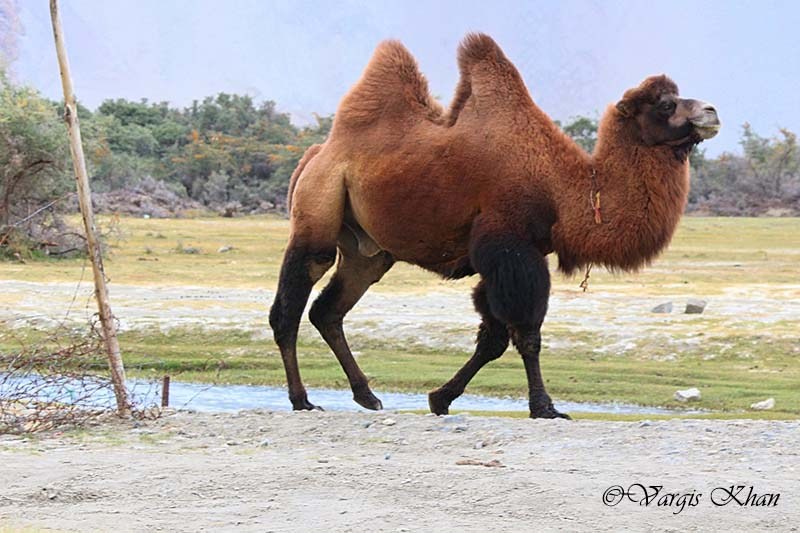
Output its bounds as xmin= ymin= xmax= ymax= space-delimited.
xmin=1 ymin=215 xmax=799 ymax=420
xmin=3 ymin=326 xmax=796 ymax=418
xmin=1 ymin=215 xmax=799 ymax=292
xmin=126 ymin=328 xmax=800 ymax=416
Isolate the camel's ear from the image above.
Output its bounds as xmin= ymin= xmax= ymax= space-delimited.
xmin=616 ymin=99 xmax=635 ymax=117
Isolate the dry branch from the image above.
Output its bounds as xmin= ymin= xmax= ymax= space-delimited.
xmin=0 ymin=322 xmax=161 ymax=434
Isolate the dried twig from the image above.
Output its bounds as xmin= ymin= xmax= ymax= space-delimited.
xmin=0 ymin=320 xmax=160 ymax=434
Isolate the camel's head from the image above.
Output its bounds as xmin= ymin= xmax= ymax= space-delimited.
xmin=615 ymin=75 xmax=720 ymax=150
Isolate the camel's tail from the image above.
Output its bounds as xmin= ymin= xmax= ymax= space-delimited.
xmin=286 ymin=143 xmax=323 ymax=213
xmin=334 ymin=40 xmax=445 ymax=129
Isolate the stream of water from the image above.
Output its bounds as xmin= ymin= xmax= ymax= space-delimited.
xmin=1 ymin=374 xmax=688 ymax=415
xmin=161 ymin=381 xmax=683 ymax=414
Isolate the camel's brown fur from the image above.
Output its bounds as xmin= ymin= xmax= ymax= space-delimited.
xmin=270 ymin=33 xmax=720 ymax=417
xmin=286 ymin=143 xmax=322 ymax=213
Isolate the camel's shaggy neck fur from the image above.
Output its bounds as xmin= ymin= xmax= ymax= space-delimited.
xmin=549 ymin=105 xmax=690 ymax=276
xmin=443 ymin=35 xmax=693 ymax=277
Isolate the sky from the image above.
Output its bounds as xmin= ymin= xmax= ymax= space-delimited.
xmin=11 ymin=0 xmax=800 ymax=156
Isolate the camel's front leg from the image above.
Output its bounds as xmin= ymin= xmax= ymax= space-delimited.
xmin=461 ymin=225 xmax=569 ymax=420
xmin=511 ymin=326 xmax=570 ymax=419
xmin=428 ymin=282 xmax=509 ymax=415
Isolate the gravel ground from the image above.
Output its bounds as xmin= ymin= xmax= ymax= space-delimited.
xmin=3 ymin=280 xmax=799 ymax=354
xmin=1 ymin=410 xmax=798 ymax=532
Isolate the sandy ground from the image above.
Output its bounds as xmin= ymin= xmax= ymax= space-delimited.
xmin=1 ymin=410 xmax=798 ymax=532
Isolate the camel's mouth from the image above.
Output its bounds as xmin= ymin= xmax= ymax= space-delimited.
xmin=693 ymin=123 xmax=721 ymax=140
xmin=690 ymin=102 xmax=721 ymax=140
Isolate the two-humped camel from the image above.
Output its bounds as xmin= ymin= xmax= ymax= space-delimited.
xmin=269 ymin=33 xmax=720 ymax=418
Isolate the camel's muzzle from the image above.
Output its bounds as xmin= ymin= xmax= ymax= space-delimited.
xmin=690 ymin=101 xmax=721 ymax=139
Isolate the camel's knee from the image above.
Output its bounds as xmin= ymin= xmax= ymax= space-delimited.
xmin=512 ymin=328 xmax=542 ymax=357
xmin=268 ymin=304 xmax=291 ymax=344
xmin=476 ymin=321 xmax=509 ymax=362
xmin=471 ymin=282 xmax=509 ymax=361
xmin=269 ymin=293 xmax=305 ymax=345
xmin=309 ymin=251 xmax=393 ymax=331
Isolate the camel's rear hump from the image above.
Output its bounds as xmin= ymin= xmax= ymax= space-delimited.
xmin=446 ymin=33 xmax=533 ymax=126
xmin=334 ymin=40 xmax=445 ymax=129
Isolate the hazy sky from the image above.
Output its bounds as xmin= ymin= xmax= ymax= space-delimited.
xmin=13 ymin=0 xmax=800 ymax=156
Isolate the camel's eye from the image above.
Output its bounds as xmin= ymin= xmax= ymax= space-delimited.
xmin=658 ymin=100 xmax=676 ymax=113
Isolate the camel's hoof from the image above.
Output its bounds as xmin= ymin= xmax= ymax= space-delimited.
xmin=291 ymin=396 xmax=323 ymax=411
xmin=529 ymin=401 xmax=571 ymax=420
xmin=428 ymin=389 xmax=451 ymax=416
xmin=353 ymin=390 xmax=383 ymax=411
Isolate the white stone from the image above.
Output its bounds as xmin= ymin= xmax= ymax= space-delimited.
xmin=674 ymin=387 xmax=701 ymax=402
xmin=750 ymin=398 xmax=775 ymax=410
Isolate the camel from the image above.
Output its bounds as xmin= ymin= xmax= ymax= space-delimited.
xmin=269 ymin=33 xmax=720 ymax=418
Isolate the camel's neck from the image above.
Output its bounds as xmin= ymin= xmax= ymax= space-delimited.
xmin=550 ymin=107 xmax=690 ymax=275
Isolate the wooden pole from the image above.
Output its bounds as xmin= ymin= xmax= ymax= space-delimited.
xmin=49 ymin=0 xmax=130 ymax=416
xmin=161 ymin=376 xmax=170 ymax=408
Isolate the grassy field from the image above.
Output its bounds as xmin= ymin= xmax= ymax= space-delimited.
xmin=2 ymin=215 xmax=799 ymax=291
xmin=1 ymin=215 xmax=799 ymax=418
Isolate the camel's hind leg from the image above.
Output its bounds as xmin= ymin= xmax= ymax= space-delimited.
xmin=309 ymin=227 xmax=394 ymax=410
xmin=269 ymin=150 xmax=344 ymax=410
xmin=269 ymin=243 xmax=336 ymax=410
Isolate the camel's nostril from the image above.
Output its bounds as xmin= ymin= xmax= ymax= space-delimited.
xmin=703 ymin=104 xmax=717 ymax=114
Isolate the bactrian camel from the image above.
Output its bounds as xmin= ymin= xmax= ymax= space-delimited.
xmin=269 ymin=33 xmax=720 ymax=418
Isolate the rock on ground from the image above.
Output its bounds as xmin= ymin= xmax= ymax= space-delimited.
xmin=651 ymin=302 xmax=673 ymax=313
xmin=81 ymin=176 xmax=204 ymax=218
xmin=751 ymin=398 xmax=776 ymax=410
xmin=674 ymin=387 xmax=702 ymax=402
xmin=685 ymin=299 xmax=708 ymax=314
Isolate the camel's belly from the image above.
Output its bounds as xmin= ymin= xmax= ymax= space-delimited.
xmin=361 ymin=208 xmax=472 ymax=266
xmin=341 ymin=128 xmax=483 ymax=266
xmin=347 ymin=177 xmax=477 ymax=266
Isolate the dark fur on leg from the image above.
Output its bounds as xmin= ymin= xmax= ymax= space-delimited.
xmin=512 ymin=328 xmax=570 ymax=419
xmin=428 ymin=281 xmax=509 ymax=414
xmin=269 ymin=245 xmax=336 ymax=410
xmin=470 ymin=235 xmax=550 ymax=327
xmin=471 ymin=237 xmax=569 ymax=419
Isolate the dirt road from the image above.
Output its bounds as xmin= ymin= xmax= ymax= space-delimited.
xmin=1 ymin=410 xmax=797 ymax=532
